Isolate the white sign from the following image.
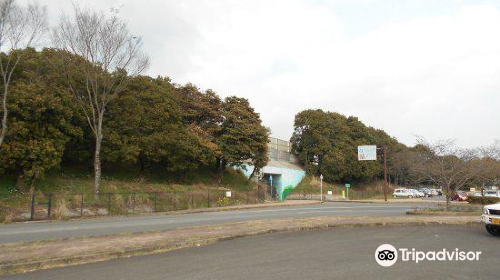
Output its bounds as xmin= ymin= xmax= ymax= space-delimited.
xmin=327 ymin=190 xmax=333 ymax=195
xmin=358 ymin=145 xmax=377 ymax=161
xmin=226 ymin=191 xmax=232 ymax=198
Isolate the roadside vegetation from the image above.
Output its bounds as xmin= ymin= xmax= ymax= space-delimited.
xmin=0 ymin=3 xmax=269 ymax=199
xmin=1 ymin=0 xmax=500 ymax=222
xmin=293 ymin=175 xmax=401 ymax=200
xmin=290 ymin=109 xmax=500 ymax=208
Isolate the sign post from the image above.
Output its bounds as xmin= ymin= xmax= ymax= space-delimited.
xmin=358 ymin=145 xmax=388 ymax=202
xmin=358 ymin=145 xmax=377 ymax=161
xmin=320 ymin=174 xmax=323 ymax=202
xmin=345 ymin=183 xmax=350 ymax=200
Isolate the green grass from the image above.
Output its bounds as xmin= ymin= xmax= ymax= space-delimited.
xmin=0 ymin=166 xmax=260 ymax=222
xmin=293 ymin=175 xmax=344 ymax=196
xmin=292 ymin=175 xmax=414 ymax=200
xmin=0 ymin=165 xmax=253 ymax=197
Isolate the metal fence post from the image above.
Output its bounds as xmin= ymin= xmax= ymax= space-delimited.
xmin=173 ymin=191 xmax=178 ymax=210
xmin=190 ymin=191 xmax=194 ymax=209
xmin=107 ymin=193 xmax=111 ymax=216
xmin=47 ymin=194 xmax=52 ymax=219
xmin=30 ymin=192 xmax=36 ymax=221
xmin=80 ymin=193 xmax=84 ymax=217
xmin=207 ymin=187 xmax=210 ymax=208
xmin=154 ymin=192 xmax=157 ymax=212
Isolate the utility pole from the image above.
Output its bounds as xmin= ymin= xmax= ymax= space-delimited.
xmin=383 ymin=147 xmax=388 ymax=202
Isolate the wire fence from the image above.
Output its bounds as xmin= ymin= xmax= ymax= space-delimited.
xmin=0 ymin=186 xmax=266 ymax=222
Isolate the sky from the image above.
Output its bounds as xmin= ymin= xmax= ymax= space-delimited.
xmin=31 ymin=0 xmax=500 ymax=148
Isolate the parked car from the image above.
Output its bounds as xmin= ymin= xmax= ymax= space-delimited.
xmin=420 ymin=188 xmax=434 ymax=197
xmin=484 ymin=190 xmax=500 ymax=198
xmin=409 ymin=189 xmax=424 ymax=198
xmin=393 ymin=189 xmax=414 ymax=198
xmin=482 ymin=203 xmax=500 ymax=236
xmin=430 ymin=189 xmax=439 ymax=196
xmin=452 ymin=191 xmax=469 ymax=201
xmin=472 ymin=192 xmax=483 ymax=197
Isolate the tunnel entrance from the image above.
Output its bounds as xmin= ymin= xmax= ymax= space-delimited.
xmin=263 ymin=173 xmax=282 ymax=198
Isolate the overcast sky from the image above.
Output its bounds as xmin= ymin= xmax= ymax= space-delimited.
xmin=34 ymin=0 xmax=500 ymax=148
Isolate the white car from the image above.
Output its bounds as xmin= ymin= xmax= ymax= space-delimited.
xmin=484 ymin=190 xmax=500 ymax=198
xmin=482 ymin=203 xmax=500 ymax=236
xmin=393 ymin=189 xmax=414 ymax=198
xmin=415 ymin=189 xmax=425 ymax=197
xmin=409 ymin=189 xmax=424 ymax=198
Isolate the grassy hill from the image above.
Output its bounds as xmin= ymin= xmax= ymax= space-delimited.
xmin=0 ymin=166 xmax=265 ymax=222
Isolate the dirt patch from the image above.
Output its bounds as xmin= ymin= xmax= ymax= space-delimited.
xmin=0 ymin=215 xmax=481 ymax=276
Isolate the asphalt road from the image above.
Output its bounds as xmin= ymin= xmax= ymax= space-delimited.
xmin=0 ymin=202 xmax=429 ymax=243
xmin=4 ymin=225 xmax=497 ymax=280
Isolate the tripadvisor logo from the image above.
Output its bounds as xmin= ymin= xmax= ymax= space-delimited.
xmin=375 ymin=244 xmax=398 ymax=267
xmin=375 ymin=244 xmax=481 ymax=267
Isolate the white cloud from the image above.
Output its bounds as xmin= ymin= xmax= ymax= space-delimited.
xmin=33 ymin=0 xmax=500 ymax=147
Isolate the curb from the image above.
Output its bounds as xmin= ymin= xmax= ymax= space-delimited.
xmin=406 ymin=211 xmax=481 ymax=216
xmin=0 ymin=216 xmax=481 ymax=276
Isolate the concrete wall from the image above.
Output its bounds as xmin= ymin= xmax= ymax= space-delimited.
xmin=237 ymin=162 xmax=306 ymax=200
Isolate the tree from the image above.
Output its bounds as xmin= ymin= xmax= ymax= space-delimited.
xmin=290 ymin=109 xmax=384 ymax=183
xmin=472 ymin=144 xmax=500 ymax=201
xmin=0 ymin=0 xmax=46 ymax=149
xmin=52 ymin=6 xmax=149 ymax=197
xmin=0 ymin=49 xmax=81 ymax=191
xmin=412 ymin=138 xmax=480 ymax=210
xmin=104 ymin=76 xmax=207 ymax=173
xmin=217 ymin=96 xmax=269 ymax=179
xmin=176 ymin=84 xmax=223 ymax=169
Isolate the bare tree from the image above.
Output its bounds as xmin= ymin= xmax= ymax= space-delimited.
xmin=0 ymin=0 xmax=46 ymax=148
xmin=412 ymin=138 xmax=480 ymax=210
xmin=53 ymin=6 xmax=149 ymax=197
xmin=474 ymin=143 xmax=500 ymax=201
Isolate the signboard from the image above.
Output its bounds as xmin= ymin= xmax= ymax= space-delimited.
xmin=345 ymin=184 xmax=350 ymax=188
xmin=358 ymin=145 xmax=377 ymax=161
xmin=225 ymin=191 xmax=232 ymax=198
xmin=327 ymin=190 xmax=333 ymax=195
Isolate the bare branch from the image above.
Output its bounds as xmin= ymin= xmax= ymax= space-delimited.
xmin=52 ymin=5 xmax=149 ymax=196
xmin=0 ymin=0 xmax=47 ymax=149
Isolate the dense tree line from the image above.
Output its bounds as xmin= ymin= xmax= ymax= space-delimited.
xmin=290 ymin=109 xmax=500 ymax=198
xmin=290 ymin=109 xmax=403 ymax=183
xmin=0 ymin=48 xmax=269 ymax=191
